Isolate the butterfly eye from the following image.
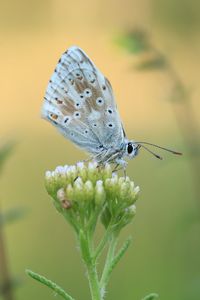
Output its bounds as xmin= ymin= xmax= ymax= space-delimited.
xmin=96 ymin=97 xmax=104 ymax=106
xmin=74 ymin=111 xmax=81 ymax=119
xmin=127 ymin=143 xmax=133 ymax=154
xmin=84 ymin=89 xmax=92 ymax=97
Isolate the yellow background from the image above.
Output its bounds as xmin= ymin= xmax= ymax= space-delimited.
xmin=0 ymin=1 xmax=200 ymax=299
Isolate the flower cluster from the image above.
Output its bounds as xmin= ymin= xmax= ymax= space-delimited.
xmin=45 ymin=162 xmax=139 ymax=234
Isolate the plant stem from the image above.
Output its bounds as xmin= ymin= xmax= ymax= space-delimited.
xmin=86 ymin=260 xmax=102 ymax=300
xmin=0 ymin=202 xmax=14 ymax=300
xmin=81 ymin=233 xmax=102 ymax=300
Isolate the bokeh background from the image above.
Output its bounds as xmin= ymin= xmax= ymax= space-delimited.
xmin=0 ymin=0 xmax=200 ymax=300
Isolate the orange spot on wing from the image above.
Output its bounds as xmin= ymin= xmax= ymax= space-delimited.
xmin=50 ymin=113 xmax=58 ymax=120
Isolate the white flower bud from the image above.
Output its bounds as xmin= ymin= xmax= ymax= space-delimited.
xmin=55 ymin=166 xmax=64 ymax=174
xmin=95 ymin=180 xmax=105 ymax=204
xmin=110 ymin=175 xmax=118 ymax=185
xmin=88 ymin=161 xmax=98 ymax=171
xmin=84 ymin=180 xmax=93 ymax=190
xmin=45 ymin=171 xmax=52 ymax=179
xmin=66 ymin=165 xmax=77 ymax=179
xmin=57 ymin=188 xmax=66 ymax=202
xmin=104 ymin=163 xmax=112 ymax=178
xmin=84 ymin=180 xmax=94 ymax=200
xmin=63 ymin=165 xmax=69 ymax=173
xmin=77 ymin=161 xmax=87 ymax=179
xmin=118 ymin=177 xmax=125 ymax=185
xmin=128 ymin=204 xmax=136 ymax=215
xmin=77 ymin=161 xmax=85 ymax=170
xmin=134 ymin=186 xmax=140 ymax=194
xmin=45 ymin=162 xmax=139 ymax=230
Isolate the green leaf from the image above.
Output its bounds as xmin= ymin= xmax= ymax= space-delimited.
xmin=110 ymin=236 xmax=132 ymax=271
xmin=0 ymin=207 xmax=28 ymax=226
xmin=142 ymin=293 xmax=159 ymax=300
xmin=135 ymin=57 xmax=167 ymax=71
xmin=0 ymin=142 xmax=15 ymax=174
xmin=116 ymin=30 xmax=150 ymax=54
xmin=26 ymin=269 xmax=75 ymax=300
xmin=100 ymin=237 xmax=131 ymax=291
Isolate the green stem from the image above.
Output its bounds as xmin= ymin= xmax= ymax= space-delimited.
xmin=86 ymin=259 xmax=102 ymax=300
xmin=79 ymin=231 xmax=102 ymax=300
xmin=100 ymin=235 xmax=118 ymax=293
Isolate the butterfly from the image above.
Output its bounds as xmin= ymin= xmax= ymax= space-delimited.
xmin=41 ymin=46 xmax=181 ymax=170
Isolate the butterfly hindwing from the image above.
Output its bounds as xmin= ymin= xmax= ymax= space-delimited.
xmin=42 ymin=46 xmax=124 ymax=155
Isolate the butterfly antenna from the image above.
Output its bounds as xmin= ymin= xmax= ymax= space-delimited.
xmin=138 ymin=144 xmax=163 ymax=160
xmin=137 ymin=142 xmax=182 ymax=155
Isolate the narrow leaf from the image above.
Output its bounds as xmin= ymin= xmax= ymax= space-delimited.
xmin=26 ymin=269 xmax=75 ymax=300
xmin=142 ymin=293 xmax=159 ymax=300
xmin=100 ymin=236 xmax=132 ymax=290
xmin=110 ymin=236 xmax=132 ymax=271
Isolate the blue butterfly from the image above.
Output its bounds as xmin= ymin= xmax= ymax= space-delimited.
xmin=42 ymin=46 xmax=181 ymax=169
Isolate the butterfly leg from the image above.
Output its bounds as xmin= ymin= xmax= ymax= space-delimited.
xmin=115 ymin=158 xmax=127 ymax=177
xmin=112 ymin=164 xmax=127 ymax=176
xmin=112 ymin=163 xmax=120 ymax=173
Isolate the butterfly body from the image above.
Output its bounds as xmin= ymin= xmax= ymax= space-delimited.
xmin=42 ymin=46 xmax=139 ymax=167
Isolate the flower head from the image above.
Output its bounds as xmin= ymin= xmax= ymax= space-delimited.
xmin=45 ymin=162 xmax=139 ymax=233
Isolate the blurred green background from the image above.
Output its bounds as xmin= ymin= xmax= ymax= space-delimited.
xmin=0 ymin=0 xmax=200 ymax=299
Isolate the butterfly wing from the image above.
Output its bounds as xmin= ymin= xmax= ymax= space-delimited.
xmin=42 ymin=46 xmax=125 ymax=155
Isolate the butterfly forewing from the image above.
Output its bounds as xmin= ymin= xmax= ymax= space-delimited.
xmin=42 ymin=46 xmax=124 ymax=155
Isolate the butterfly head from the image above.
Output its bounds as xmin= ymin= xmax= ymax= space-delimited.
xmin=125 ymin=141 xmax=141 ymax=159
xmin=125 ymin=140 xmax=182 ymax=160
